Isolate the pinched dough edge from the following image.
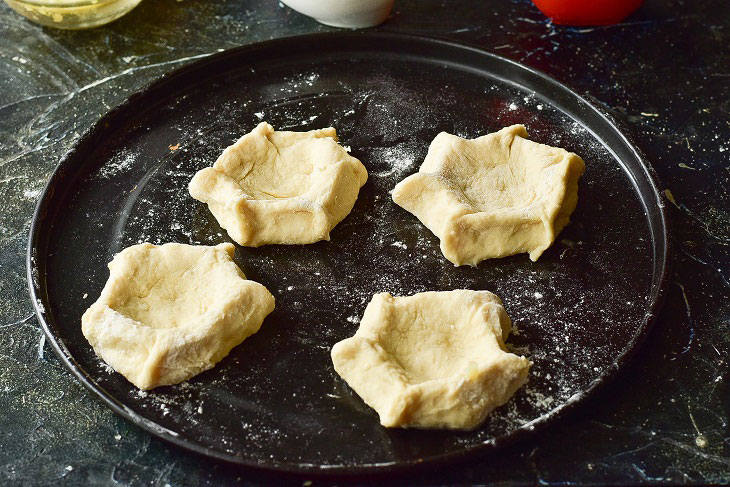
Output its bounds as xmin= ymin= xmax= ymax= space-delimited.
xmin=331 ymin=290 xmax=530 ymax=430
xmin=81 ymin=242 xmax=275 ymax=390
xmin=392 ymin=125 xmax=585 ymax=265
xmin=189 ymin=122 xmax=368 ymax=246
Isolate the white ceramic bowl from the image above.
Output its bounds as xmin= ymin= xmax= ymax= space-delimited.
xmin=281 ymin=0 xmax=393 ymax=28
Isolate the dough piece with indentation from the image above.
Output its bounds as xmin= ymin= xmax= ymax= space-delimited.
xmin=392 ymin=125 xmax=585 ymax=265
xmin=81 ymin=242 xmax=275 ymax=390
xmin=189 ymin=122 xmax=368 ymax=246
xmin=331 ymin=290 xmax=530 ymax=430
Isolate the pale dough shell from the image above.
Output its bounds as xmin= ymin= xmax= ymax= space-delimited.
xmin=392 ymin=125 xmax=585 ymax=265
xmin=81 ymin=242 xmax=275 ymax=390
xmin=189 ymin=122 xmax=368 ymax=246
xmin=331 ymin=290 xmax=530 ymax=430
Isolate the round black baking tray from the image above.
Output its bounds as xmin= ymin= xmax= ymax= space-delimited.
xmin=27 ymin=32 xmax=669 ymax=475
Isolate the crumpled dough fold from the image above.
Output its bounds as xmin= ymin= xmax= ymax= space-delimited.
xmin=331 ymin=290 xmax=530 ymax=430
xmin=82 ymin=242 xmax=275 ymax=390
xmin=392 ymin=125 xmax=585 ymax=265
xmin=189 ymin=122 xmax=368 ymax=246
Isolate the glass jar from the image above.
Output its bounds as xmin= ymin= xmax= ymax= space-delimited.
xmin=4 ymin=0 xmax=143 ymax=29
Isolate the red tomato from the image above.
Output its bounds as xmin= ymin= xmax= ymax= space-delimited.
xmin=531 ymin=0 xmax=644 ymax=26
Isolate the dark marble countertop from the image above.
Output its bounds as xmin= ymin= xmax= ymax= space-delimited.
xmin=1 ymin=0 xmax=728 ymax=485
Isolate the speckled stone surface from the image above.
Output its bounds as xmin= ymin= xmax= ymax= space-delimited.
xmin=0 ymin=0 xmax=728 ymax=485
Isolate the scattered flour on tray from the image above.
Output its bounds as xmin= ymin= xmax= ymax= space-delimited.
xmin=83 ymin=63 xmax=652 ymax=461
xmin=97 ymin=150 xmax=138 ymax=179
